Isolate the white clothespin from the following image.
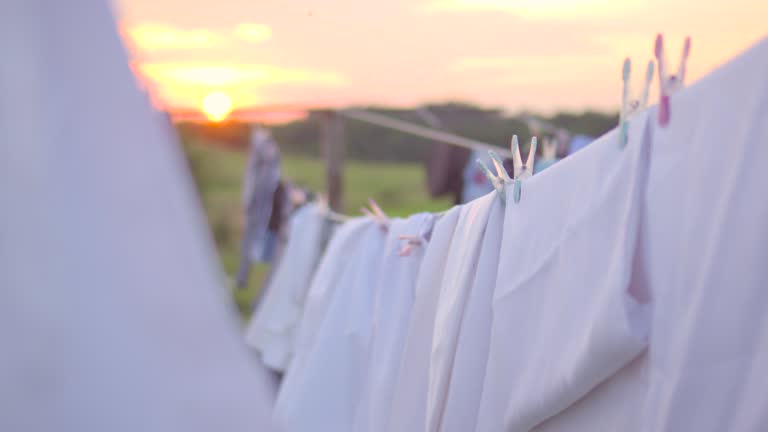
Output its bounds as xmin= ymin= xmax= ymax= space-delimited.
xmin=619 ymin=58 xmax=655 ymax=148
xmin=511 ymin=135 xmax=536 ymax=203
xmin=361 ymin=198 xmax=390 ymax=230
xmin=476 ymin=151 xmax=509 ymax=205
xmin=541 ymin=137 xmax=557 ymax=161
xmin=655 ymin=33 xmax=691 ymax=127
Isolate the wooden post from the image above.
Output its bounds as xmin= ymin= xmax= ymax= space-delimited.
xmin=320 ymin=111 xmax=345 ymax=212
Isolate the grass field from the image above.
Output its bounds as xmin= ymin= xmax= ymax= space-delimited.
xmin=184 ymin=141 xmax=452 ymax=317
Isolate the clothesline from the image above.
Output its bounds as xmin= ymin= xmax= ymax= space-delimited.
xmin=337 ymin=108 xmax=515 ymax=158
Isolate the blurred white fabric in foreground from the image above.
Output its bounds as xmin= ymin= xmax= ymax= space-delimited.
xmin=0 ymin=0 xmax=277 ymax=431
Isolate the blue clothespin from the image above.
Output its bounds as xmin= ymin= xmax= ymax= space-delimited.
xmin=619 ymin=58 xmax=655 ymax=148
xmin=655 ymin=34 xmax=691 ymax=127
xmin=511 ymin=135 xmax=536 ymax=204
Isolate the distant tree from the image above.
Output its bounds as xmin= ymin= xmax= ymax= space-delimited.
xmin=178 ymin=103 xmax=617 ymax=162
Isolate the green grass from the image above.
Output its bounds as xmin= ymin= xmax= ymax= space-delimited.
xmin=184 ymin=141 xmax=452 ymax=317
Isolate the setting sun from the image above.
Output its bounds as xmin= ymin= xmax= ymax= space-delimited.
xmin=201 ymin=92 xmax=233 ymax=122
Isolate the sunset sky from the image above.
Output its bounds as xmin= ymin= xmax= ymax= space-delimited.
xmin=115 ymin=0 xmax=766 ymax=116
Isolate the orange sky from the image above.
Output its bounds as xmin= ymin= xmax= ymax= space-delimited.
xmin=115 ymin=0 xmax=767 ymax=117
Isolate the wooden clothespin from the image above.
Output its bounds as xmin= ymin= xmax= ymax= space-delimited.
xmin=619 ymin=58 xmax=655 ymax=148
xmin=398 ymin=234 xmax=423 ymax=256
xmin=398 ymin=215 xmax=436 ymax=256
xmin=655 ymin=34 xmax=692 ymax=126
xmin=361 ymin=198 xmax=390 ymax=230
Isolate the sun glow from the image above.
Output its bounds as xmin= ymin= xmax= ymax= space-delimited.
xmin=201 ymin=92 xmax=233 ymax=122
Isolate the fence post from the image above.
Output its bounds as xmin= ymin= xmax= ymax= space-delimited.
xmin=320 ymin=110 xmax=345 ymax=212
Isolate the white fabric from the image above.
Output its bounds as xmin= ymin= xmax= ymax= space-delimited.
xmin=274 ymin=220 xmax=387 ymax=432
xmin=436 ymin=195 xmax=505 ymax=432
xmin=477 ymin=111 xmax=652 ymax=432
xmin=640 ymin=37 xmax=768 ymax=432
xmin=278 ymin=217 xmax=370 ymax=383
xmin=426 ymin=193 xmax=498 ymax=431
xmin=529 ymin=37 xmax=768 ymax=432
xmin=528 ymin=213 xmax=654 ymax=432
xmin=0 ymin=1 xmax=277 ymax=431
xmin=354 ymin=213 xmax=436 ymax=432
xmin=245 ymin=203 xmax=328 ymax=371
xmin=387 ymin=206 xmax=463 ymax=432
xmin=531 ymin=354 xmax=649 ymax=432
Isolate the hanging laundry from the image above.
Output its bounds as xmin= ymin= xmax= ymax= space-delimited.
xmin=433 ymin=194 xmax=505 ymax=432
xmin=425 ymin=192 xmax=499 ymax=432
xmin=245 ymin=203 xmax=332 ymax=372
xmin=236 ymin=126 xmax=283 ymax=288
xmin=274 ymin=219 xmax=387 ymax=432
xmin=639 ymin=37 xmax=768 ymax=432
xmin=0 ymin=1 xmax=277 ymax=431
xmin=353 ymin=213 xmax=436 ymax=432
xmin=389 ymin=192 xmax=501 ymax=432
xmin=386 ymin=206 xmax=462 ymax=432
xmin=476 ymin=110 xmax=652 ymax=432
xmin=530 ymin=355 xmax=649 ymax=432
xmin=531 ymin=37 xmax=768 ymax=432
xmin=279 ymin=218 xmax=371 ymax=381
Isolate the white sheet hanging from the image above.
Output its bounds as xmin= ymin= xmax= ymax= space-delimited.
xmin=387 ymin=206 xmax=462 ymax=432
xmin=476 ymin=110 xmax=652 ymax=432
xmin=0 ymin=1 xmax=277 ymax=431
xmin=426 ymin=192 xmax=498 ymax=432
xmin=280 ymin=217 xmax=371 ymax=379
xmin=354 ymin=213 xmax=436 ymax=432
xmin=274 ymin=220 xmax=387 ymax=432
xmin=434 ymin=195 xmax=504 ymax=432
xmin=639 ymin=37 xmax=768 ymax=432
xmin=245 ymin=203 xmax=329 ymax=371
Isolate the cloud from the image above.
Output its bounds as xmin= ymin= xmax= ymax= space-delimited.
xmin=422 ymin=0 xmax=640 ymax=19
xmin=139 ymin=63 xmax=345 ymax=87
xmin=235 ymin=23 xmax=273 ymax=44
xmin=125 ymin=22 xmax=274 ymax=53
xmin=126 ymin=24 xmax=221 ymax=51
xmin=449 ymin=54 xmax=618 ymax=86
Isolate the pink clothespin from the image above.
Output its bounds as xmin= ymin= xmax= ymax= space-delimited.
xmin=361 ymin=198 xmax=390 ymax=230
xmin=398 ymin=215 xmax=436 ymax=256
xmin=655 ymin=34 xmax=692 ymax=127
